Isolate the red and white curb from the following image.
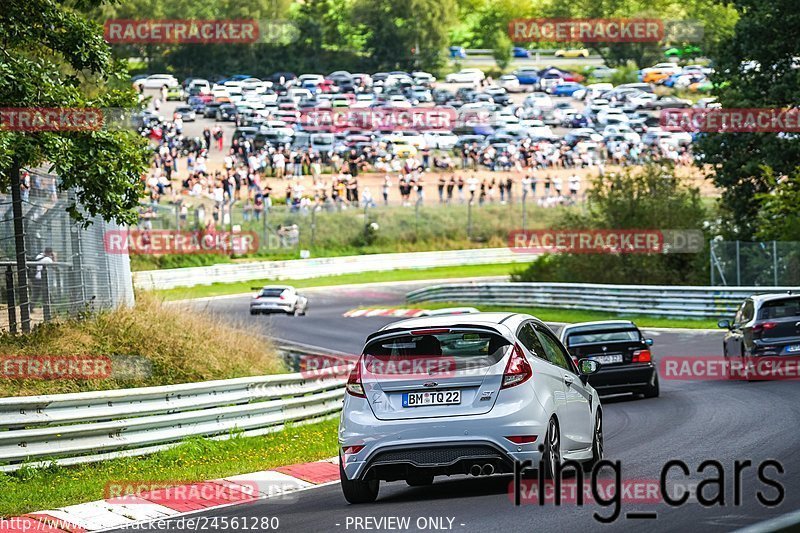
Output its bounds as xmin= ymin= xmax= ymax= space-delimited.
xmin=0 ymin=458 xmax=339 ymax=532
xmin=344 ymin=308 xmax=426 ymax=318
xmin=343 ymin=307 xmax=479 ymax=318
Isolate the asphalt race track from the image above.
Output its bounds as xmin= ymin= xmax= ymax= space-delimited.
xmin=138 ymin=282 xmax=800 ymax=533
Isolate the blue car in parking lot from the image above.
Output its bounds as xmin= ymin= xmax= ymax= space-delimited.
xmin=550 ymin=82 xmax=585 ymax=97
xmin=512 ymin=68 xmax=540 ymax=85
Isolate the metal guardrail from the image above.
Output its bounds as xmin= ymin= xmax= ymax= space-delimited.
xmin=0 ymin=345 xmax=350 ymax=472
xmin=406 ymin=282 xmax=800 ymax=318
xmin=133 ymin=248 xmax=535 ymax=291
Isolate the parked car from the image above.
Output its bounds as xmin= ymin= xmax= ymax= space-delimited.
xmin=173 ymin=105 xmax=196 ymax=122
xmin=445 ymin=69 xmax=486 ymax=84
xmin=338 ymin=313 xmax=602 ymax=502
xmin=134 ymin=74 xmax=179 ymax=90
xmin=559 ymin=320 xmax=659 ymax=397
xmin=550 ymin=82 xmax=585 ymax=97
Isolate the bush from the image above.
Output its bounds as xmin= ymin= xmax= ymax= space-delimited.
xmin=512 ymin=164 xmax=709 ymax=285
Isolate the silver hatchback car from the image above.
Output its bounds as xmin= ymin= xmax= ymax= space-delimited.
xmin=338 ymin=312 xmax=603 ymax=503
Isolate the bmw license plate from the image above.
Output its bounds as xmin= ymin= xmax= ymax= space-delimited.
xmin=784 ymin=344 xmax=800 ymax=354
xmin=590 ymin=354 xmax=623 ymax=365
xmin=403 ymin=390 xmax=461 ymax=407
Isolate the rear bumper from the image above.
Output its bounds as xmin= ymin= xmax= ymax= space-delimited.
xmin=339 ymin=388 xmax=548 ymax=481
xmin=588 ymin=363 xmax=656 ymax=394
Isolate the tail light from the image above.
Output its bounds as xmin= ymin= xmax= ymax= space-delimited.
xmin=345 ymin=356 xmax=366 ymax=398
xmin=505 ymin=435 xmax=538 ymax=444
xmin=632 ymin=349 xmax=651 ymax=363
xmin=501 ymin=343 xmax=533 ymax=389
xmin=753 ymin=322 xmax=777 ymax=334
xmin=342 ymin=445 xmax=364 ymax=455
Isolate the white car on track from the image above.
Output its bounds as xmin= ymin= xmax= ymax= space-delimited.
xmin=250 ymin=285 xmax=308 ymax=315
xmin=338 ymin=313 xmax=602 ymax=503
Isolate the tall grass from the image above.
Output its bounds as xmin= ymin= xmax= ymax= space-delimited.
xmin=0 ymin=293 xmax=284 ymax=397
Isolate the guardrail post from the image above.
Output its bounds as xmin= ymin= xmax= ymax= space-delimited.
xmin=773 ymin=240 xmax=778 ymax=286
xmin=6 ymin=266 xmax=17 ymax=333
xmin=735 ymin=240 xmax=741 ymax=286
xmin=42 ymin=266 xmax=52 ymax=322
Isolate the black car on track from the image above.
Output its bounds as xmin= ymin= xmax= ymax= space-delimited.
xmin=719 ymin=292 xmax=800 ymax=361
xmin=558 ymin=320 xmax=659 ymax=398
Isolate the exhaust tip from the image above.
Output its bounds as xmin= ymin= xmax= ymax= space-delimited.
xmin=482 ymin=464 xmax=495 ymax=476
xmin=469 ymin=465 xmax=482 ymax=477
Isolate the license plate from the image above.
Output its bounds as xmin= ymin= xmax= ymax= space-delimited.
xmin=785 ymin=345 xmax=800 ymax=354
xmin=590 ymin=354 xmax=623 ymax=365
xmin=402 ymin=390 xmax=461 ymax=407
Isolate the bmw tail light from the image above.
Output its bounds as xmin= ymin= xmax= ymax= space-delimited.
xmin=632 ymin=349 xmax=652 ymax=363
xmin=501 ymin=343 xmax=533 ymax=389
xmin=346 ymin=356 xmax=366 ymax=398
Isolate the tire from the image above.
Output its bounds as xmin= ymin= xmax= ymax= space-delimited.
xmin=249 ymin=309 xmax=257 ymax=316
xmin=405 ymin=474 xmax=434 ymax=487
xmin=643 ymin=372 xmax=660 ymax=398
xmin=340 ymin=459 xmax=379 ymax=503
xmin=583 ymin=412 xmax=603 ymax=472
xmin=542 ymin=417 xmax=560 ymax=480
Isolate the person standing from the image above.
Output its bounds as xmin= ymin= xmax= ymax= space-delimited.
xmin=382 ymin=175 xmax=391 ymax=206
xmin=446 ymin=176 xmax=455 ymax=204
xmin=203 ymin=128 xmax=211 ymax=152
xmin=437 ymin=176 xmax=446 ymax=203
xmin=521 ymin=175 xmax=531 ymax=204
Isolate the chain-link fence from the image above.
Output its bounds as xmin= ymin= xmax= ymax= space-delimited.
xmin=710 ymin=240 xmax=800 ymax=287
xmin=136 ymin=194 xmax=571 ymax=259
xmin=0 ymin=170 xmax=134 ymax=332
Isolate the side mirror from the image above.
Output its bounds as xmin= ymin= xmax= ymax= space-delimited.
xmin=578 ymin=359 xmax=600 ymax=376
xmin=717 ymin=319 xmax=731 ymax=330
xmin=644 ymin=338 xmax=654 ymax=346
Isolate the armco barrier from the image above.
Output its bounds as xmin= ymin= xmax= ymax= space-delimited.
xmin=132 ymin=248 xmax=534 ymax=290
xmin=0 ymin=345 xmax=350 ymax=472
xmin=406 ymin=282 xmax=799 ymax=318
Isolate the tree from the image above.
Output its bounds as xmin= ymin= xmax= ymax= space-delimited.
xmin=512 ymin=165 xmax=709 ymax=285
xmin=351 ymin=0 xmax=457 ymax=72
xmin=693 ymin=0 xmax=800 ymax=239
xmin=491 ymin=30 xmax=513 ymax=72
xmin=1 ymin=0 xmax=151 ymax=331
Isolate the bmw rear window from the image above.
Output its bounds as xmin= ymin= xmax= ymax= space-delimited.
xmin=567 ymin=329 xmax=640 ymax=346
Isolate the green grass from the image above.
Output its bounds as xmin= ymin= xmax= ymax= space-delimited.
xmin=132 ymin=202 xmax=571 ymax=271
xmin=378 ymin=301 xmax=719 ymax=329
xmin=0 ymin=417 xmax=339 ymax=517
xmin=157 ymin=262 xmax=525 ymax=301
